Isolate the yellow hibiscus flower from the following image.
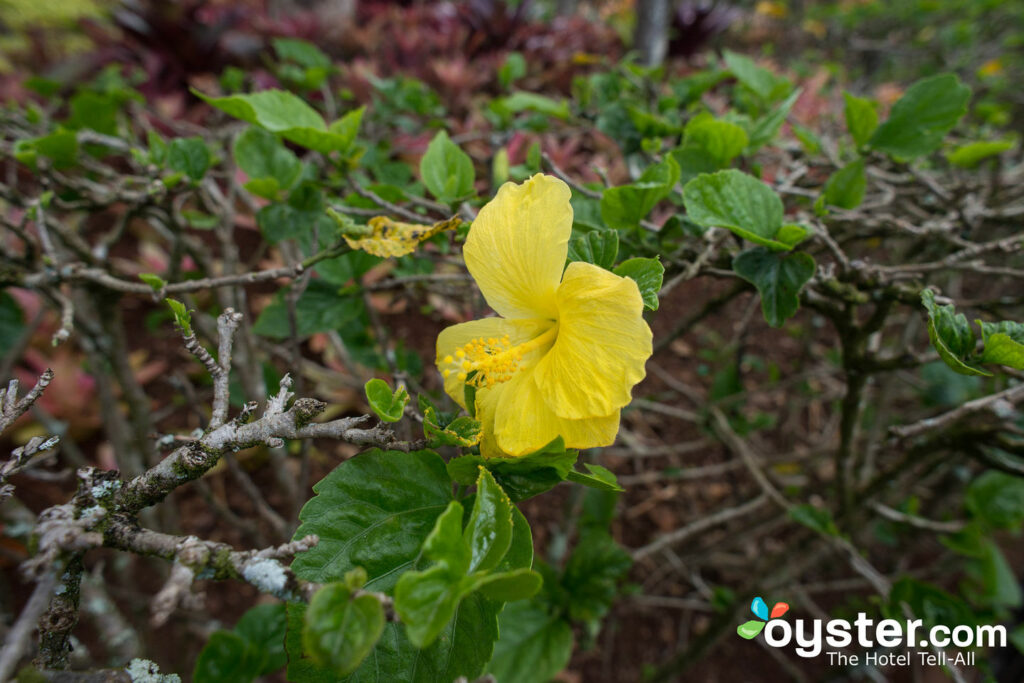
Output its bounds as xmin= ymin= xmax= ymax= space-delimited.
xmin=435 ymin=174 xmax=653 ymax=457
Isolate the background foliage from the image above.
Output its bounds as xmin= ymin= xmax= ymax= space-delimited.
xmin=2 ymin=0 xmax=1024 ymax=681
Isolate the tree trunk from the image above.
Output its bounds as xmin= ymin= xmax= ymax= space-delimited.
xmin=634 ymin=0 xmax=671 ymax=67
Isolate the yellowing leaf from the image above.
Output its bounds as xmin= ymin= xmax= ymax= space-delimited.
xmin=344 ymin=216 xmax=461 ymax=258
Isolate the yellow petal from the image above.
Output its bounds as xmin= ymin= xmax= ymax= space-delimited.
xmin=489 ymin=369 xmax=621 ymax=456
xmin=344 ymin=215 xmax=460 ymax=258
xmin=462 ymin=174 xmax=572 ymax=320
xmin=435 ymin=317 xmax=552 ymax=409
xmin=533 ymin=261 xmax=652 ymax=419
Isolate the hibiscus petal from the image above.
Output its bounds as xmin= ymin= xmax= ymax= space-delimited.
xmin=462 ymin=174 xmax=571 ymax=320
xmin=533 ymin=261 xmax=652 ymax=419
xmin=435 ymin=317 xmax=552 ymax=409
xmin=491 ymin=370 xmax=620 ymax=456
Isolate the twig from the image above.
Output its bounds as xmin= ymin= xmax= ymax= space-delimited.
xmin=0 ymin=368 xmax=54 ymax=435
xmin=0 ymin=571 xmax=57 ymax=681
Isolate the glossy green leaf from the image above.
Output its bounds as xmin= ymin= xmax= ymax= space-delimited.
xmin=420 ymin=130 xmax=475 ymax=203
xmin=869 ymin=74 xmax=971 ymax=159
xmin=496 ymin=92 xmax=570 ymax=120
xmin=394 ymin=565 xmax=466 ymax=648
xmin=447 ymin=437 xmax=578 ymax=502
xmin=823 ymin=159 xmax=867 ymax=210
xmin=488 ymin=600 xmax=573 ymax=683
xmin=473 ymin=568 xmax=543 ymax=602
xmin=289 ymin=449 xmax=499 ymax=682
xmin=167 ymin=137 xmax=211 ymax=181
xmin=788 ymin=503 xmax=839 ymax=536
xmin=292 ymin=449 xmax=452 ymax=586
xmin=566 ymin=463 xmax=624 ymax=493
xmin=234 ymin=603 xmax=288 ymax=675
xmin=843 ymin=92 xmax=879 ymax=148
xmin=600 ymin=156 xmax=680 ymax=231
xmin=978 ymin=320 xmax=1024 ymax=370
xmin=683 ymin=170 xmax=796 ymax=250
xmin=946 ymin=139 xmax=1016 ymax=168
xmin=233 ymin=127 xmax=302 ymax=196
xmin=195 ymin=89 xmax=356 ymax=153
xmin=747 ymin=88 xmax=801 ymax=151
xmin=683 ymin=113 xmax=749 ymax=167
xmin=303 ymin=583 xmax=385 ymax=676
xmin=612 ymin=257 xmax=663 ymax=311
xmin=466 ymin=468 xmax=514 ymax=574
xmin=364 ymin=378 xmax=409 ymax=423
xmin=567 ymin=230 xmax=619 ymax=270
xmin=723 ymin=50 xmax=792 ymax=102
xmin=732 ymin=248 xmax=815 ymax=327
xmin=194 ymin=631 xmax=264 ymax=683
xmin=920 ymin=290 xmax=988 ymax=376
xmin=966 ymin=471 xmax=1024 ymax=531
xmin=423 ymin=405 xmax=482 ymax=447
xmin=562 ymin=528 xmax=631 ymax=623
xmin=165 ymin=298 xmax=192 ymax=336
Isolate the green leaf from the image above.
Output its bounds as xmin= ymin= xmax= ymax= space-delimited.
xmin=823 ymin=159 xmax=867 ymax=210
xmin=567 ymin=230 xmax=619 ymax=270
xmin=612 ymin=257 xmax=663 ymax=311
xmin=723 ymin=50 xmax=792 ymax=102
xmin=747 ymin=88 xmax=801 ymax=151
xmin=138 ymin=273 xmax=166 ymax=292
xmin=966 ymin=471 xmax=1024 ymax=531
xmin=194 ymin=631 xmax=264 ymax=683
xmin=420 ymin=130 xmax=475 ymax=204
xmin=869 ymin=74 xmax=971 ymax=159
xmin=788 ymin=503 xmax=839 ymax=536
xmin=600 ymin=156 xmax=680 ymax=231
xmin=737 ymin=620 xmax=766 ymax=640
xmin=446 ymin=437 xmax=578 ymax=502
xmin=289 ymin=449 xmax=498 ymax=683
xmin=488 ymin=600 xmax=574 ymax=683
xmin=364 ymin=378 xmax=409 ymax=423
xmin=562 ymin=527 xmax=631 ymax=623
xmin=292 ymin=449 xmax=453 ymax=586
xmin=978 ymin=320 xmax=1024 ymax=370
xmin=234 ymin=603 xmax=287 ymax=675
xmin=422 ymin=501 xmax=471 ymax=572
xmin=328 ymin=107 xmax=366 ymax=152
xmin=394 ymin=472 xmax=534 ymax=648
xmin=394 ymin=565 xmax=467 ymax=648
xmin=682 ymin=113 xmax=749 ymax=167
xmin=843 ymin=92 xmax=879 ymax=148
xmin=683 ymin=170 xmax=797 ymax=250
xmin=920 ymin=290 xmax=988 ymax=376
xmin=498 ymin=52 xmax=527 ymax=89
xmin=0 ymin=291 xmax=25 ymax=351
xmin=946 ymin=139 xmax=1017 ymax=168
xmin=495 ymin=92 xmax=570 ymax=120
xmin=194 ymin=89 xmax=355 ymax=154
xmin=303 ymin=583 xmax=385 ymax=676
xmin=253 ymin=280 xmax=364 ymax=339
xmin=165 ymin=298 xmax=192 ymax=336
xmin=167 ymin=137 xmax=211 ymax=181
xmin=273 ymin=37 xmax=331 ymax=68
xmin=32 ymin=129 xmax=79 ymax=169
xmin=466 ymin=468 xmax=514 ymax=574
xmin=233 ymin=127 xmax=302 ymax=196
xmin=473 ymin=568 xmax=542 ymax=602
xmin=423 ymin=405 xmax=482 ymax=448
xmin=732 ymin=248 xmax=815 ymax=328
xmin=566 ymin=463 xmax=624 ymax=492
